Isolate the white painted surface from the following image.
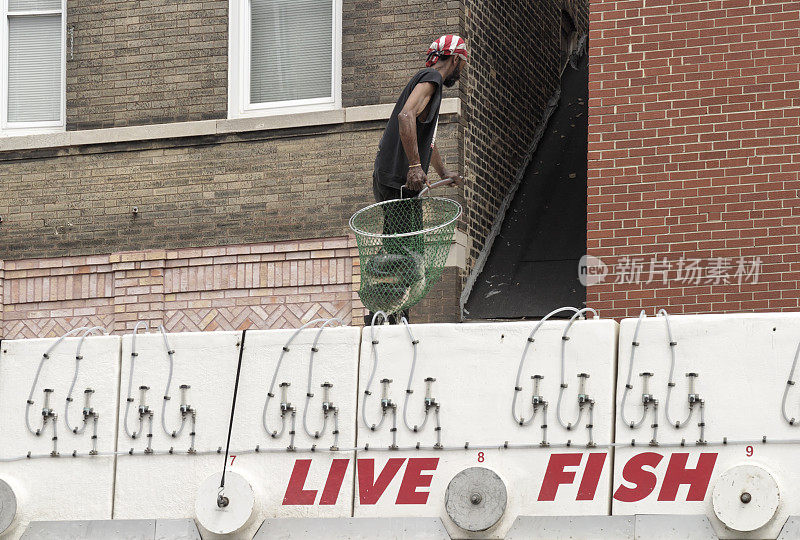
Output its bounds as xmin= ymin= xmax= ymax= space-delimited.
xmin=355 ymin=320 xmax=618 ymax=539
xmin=712 ymin=464 xmax=779 ymax=532
xmin=613 ymin=313 xmax=800 ymax=539
xmin=114 ymin=326 xmax=359 ymax=540
xmin=0 ymin=335 xmax=120 ymax=539
xmin=225 ymin=326 xmax=359 ymax=525
xmin=196 ymin=471 xmax=255 ymax=535
xmin=117 ymin=330 xmax=241 ymax=456
xmin=10 ymin=315 xmax=800 ymax=538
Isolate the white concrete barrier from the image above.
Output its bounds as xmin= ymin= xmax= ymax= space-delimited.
xmin=113 ymin=330 xmax=242 ymax=537
xmin=613 ymin=313 xmax=800 ymax=539
xmin=227 ymin=326 xmax=359 ymax=525
xmin=0 ymin=334 xmax=120 ymax=539
xmin=9 ymin=313 xmax=800 ymax=538
xmin=354 ymin=320 xmax=619 ymax=539
xmin=113 ymin=325 xmax=359 ymax=539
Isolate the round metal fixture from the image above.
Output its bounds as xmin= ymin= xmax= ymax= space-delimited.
xmin=195 ymin=472 xmax=254 ymax=535
xmin=712 ymin=465 xmax=779 ymax=532
xmin=445 ymin=467 xmax=507 ymax=532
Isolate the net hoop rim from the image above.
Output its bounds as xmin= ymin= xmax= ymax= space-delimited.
xmin=348 ymin=196 xmax=462 ymax=239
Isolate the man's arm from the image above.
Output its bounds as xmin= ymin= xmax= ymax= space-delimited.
xmin=398 ymin=82 xmax=436 ymax=191
xmin=431 ymin=144 xmax=465 ymax=187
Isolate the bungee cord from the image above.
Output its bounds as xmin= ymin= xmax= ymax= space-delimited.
xmin=26 ymin=327 xmax=93 ymax=437
xmin=64 ymin=326 xmax=107 ymax=435
xmin=556 ymin=308 xmax=598 ymax=432
xmin=302 ymin=318 xmax=344 ymax=441
xmin=512 ymin=307 xmax=581 ymax=426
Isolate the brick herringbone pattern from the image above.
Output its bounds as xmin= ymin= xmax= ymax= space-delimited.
xmin=0 ymin=237 xmax=358 ymax=339
xmin=4 ymin=314 xmax=116 ymax=339
xmin=163 ymin=302 xmax=352 ymax=332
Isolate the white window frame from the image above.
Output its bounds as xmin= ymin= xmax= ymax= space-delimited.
xmin=228 ymin=0 xmax=342 ymax=119
xmin=0 ymin=0 xmax=66 ymax=136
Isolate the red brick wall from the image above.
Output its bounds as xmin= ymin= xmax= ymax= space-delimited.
xmin=588 ymin=0 xmax=800 ymax=319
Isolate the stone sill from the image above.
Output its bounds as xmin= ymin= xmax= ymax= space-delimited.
xmin=446 ymin=229 xmax=470 ymax=270
xmin=0 ymin=98 xmax=461 ymax=153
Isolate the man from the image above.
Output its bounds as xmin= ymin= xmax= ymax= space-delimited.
xmin=373 ymin=34 xmax=467 ymax=201
xmin=366 ymin=35 xmax=467 ymax=325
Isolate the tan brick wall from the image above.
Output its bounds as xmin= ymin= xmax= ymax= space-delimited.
xmin=65 ymin=0 xmax=462 ymax=129
xmin=1 ymin=254 xmax=117 ymax=338
xmin=162 ymin=238 xmax=358 ymax=332
xmin=0 ymin=234 xmax=466 ymax=339
xmin=341 ymin=0 xmax=461 ymax=107
xmin=0 ymin=119 xmax=459 ymax=260
xmin=111 ymin=250 xmax=167 ymax=332
xmin=66 ymin=0 xmax=229 ymax=129
xmin=0 ymin=237 xmax=359 ymax=339
xmin=411 ymin=266 xmax=462 ymax=324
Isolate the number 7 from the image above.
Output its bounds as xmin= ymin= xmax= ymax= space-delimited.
xmin=230 ymin=455 xmax=237 ymax=466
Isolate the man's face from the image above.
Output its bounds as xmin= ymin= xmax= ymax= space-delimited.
xmin=443 ymin=57 xmax=464 ymax=87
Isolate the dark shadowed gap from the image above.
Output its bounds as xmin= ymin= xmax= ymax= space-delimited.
xmin=464 ymin=51 xmax=588 ymax=320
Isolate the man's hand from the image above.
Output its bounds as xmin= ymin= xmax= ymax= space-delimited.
xmin=442 ymin=170 xmax=466 ymax=187
xmin=405 ymin=166 xmax=429 ymax=192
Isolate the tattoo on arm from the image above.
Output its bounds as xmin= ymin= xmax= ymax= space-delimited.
xmin=397 ymin=82 xmax=436 ymax=165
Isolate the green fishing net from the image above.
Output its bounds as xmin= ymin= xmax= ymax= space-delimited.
xmin=350 ymin=196 xmax=462 ymax=315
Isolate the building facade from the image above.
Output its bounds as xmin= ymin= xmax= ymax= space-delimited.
xmin=0 ymin=1 xmax=586 ymax=338
xmin=588 ymin=0 xmax=800 ymax=319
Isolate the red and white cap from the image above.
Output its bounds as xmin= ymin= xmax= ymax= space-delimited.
xmin=426 ymin=35 xmax=468 ymax=67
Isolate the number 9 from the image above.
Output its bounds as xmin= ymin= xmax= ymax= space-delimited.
xmin=746 ymin=445 xmax=753 ymax=457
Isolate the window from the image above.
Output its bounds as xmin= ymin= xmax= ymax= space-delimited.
xmin=1 ymin=0 xmax=65 ymax=134
xmin=229 ymin=0 xmax=342 ymax=118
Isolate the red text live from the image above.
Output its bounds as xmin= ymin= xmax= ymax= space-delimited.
xmin=282 ymin=452 xmax=718 ymax=505
xmin=283 ymin=458 xmax=439 ymax=505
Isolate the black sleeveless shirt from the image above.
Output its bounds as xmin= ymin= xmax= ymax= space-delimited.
xmin=374 ymin=68 xmax=443 ymax=188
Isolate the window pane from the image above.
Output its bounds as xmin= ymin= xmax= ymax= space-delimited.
xmin=250 ymin=0 xmax=333 ymax=104
xmin=8 ymin=0 xmax=62 ymax=10
xmin=8 ymin=14 xmax=62 ymax=123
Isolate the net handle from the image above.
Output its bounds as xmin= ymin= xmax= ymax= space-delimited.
xmin=400 ymin=179 xmax=453 ymax=199
xmin=420 ymin=179 xmax=454 ymax=196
